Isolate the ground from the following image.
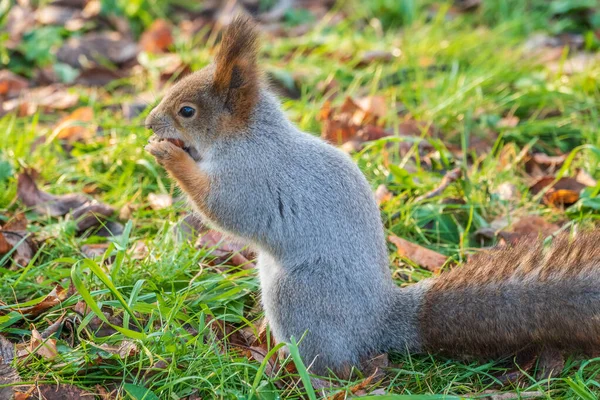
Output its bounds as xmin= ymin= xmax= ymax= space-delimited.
xmin=1 ymin=0 xmax=600 ymax=399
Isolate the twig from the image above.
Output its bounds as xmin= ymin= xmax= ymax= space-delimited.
xmin=414 ymin=167 xmax=462 ymax=203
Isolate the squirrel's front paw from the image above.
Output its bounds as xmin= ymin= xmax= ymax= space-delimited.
xmin=145 ymin=140 xmax=189 ymax=167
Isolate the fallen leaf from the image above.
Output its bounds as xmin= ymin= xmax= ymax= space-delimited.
xmin=478 ymin=391 xmax=543 ymax=400
xmin=0 ymin=336 xmax=20 ymax=400
xmin=17 ymin=170 xmax=120 ymax=235
xmin=0 ymin=231 xmax=37 ymax=268
xmin=530 ymin=176 xmax=589 ymax=208
xmin=52 ymin=107 xmax=95 ymax=143
xmin=29 ymin=328 xmax=58 ymax=360
xmin=525 ymin=153 xmax=567 ymax=177
xmin=99 ymin=341 xmax=138 ymax=359
xmin=57 ymin=32 xmax=138 ymax=69
xmin=328 ymin=355 xmax=387 ymax=399
xmin=0 ymin=234 xmax=12 ymax=255
xmin=2 ymin=85 xmax=79 ymax=117
xmin=73 ymin=301 xmax=120 ymax=337
xmin=13 ymin=285 xmax=67 ymax=316
xmin=4 ymin=4 xmax=35 ymax=48
xmin=357 ymin=50 xmax=396 ymax=66
xmin=319 ymin=96 xmax=390 ymax=146
xmin=547 ymin=52 xmax=600 ymax=75
xmin=0 ymin=70 xmax=28 ymax=98
xmin=498 ymin=216 xmax=560 ymax=245
xmin=148 ymin=193 xmax=173 ymax=210
xmin=497 ymin=115 xmax=519 ymax=128
xmin=140 ymin=19 xmax=174 ymax=53
xmin=37 ymin=384 xmax=93 ymax=400
xmin=71 ymin=201 xmax=115 ymax=233
xmin=388 ymin=235 xmax=447 ymax=272
xmin=374 ymin=184 xmax=392 ymax=205
xmin=494 ymin=182 xmax=520 ymax=201
xmin=35 ymin=5 xmax=81 ymax=26
xmin=174 ymin=214 xmax=206 ymax=243
xmin=17 ymin=170 xmax=89 ymax=216
xmin=197 ymin=230 xmax=255 ymax=269
xmin=76 ymin=67 xmax=125 ymax=86
xmin=131 ymin=240 xmax=148 ymax=260
xmin=81 ymin=243 xmax=110 ymax=259
xmin=3 ymin=213 xmax=28 ymax=231
xmin=576 ymin=169 xmax=597 ymax=187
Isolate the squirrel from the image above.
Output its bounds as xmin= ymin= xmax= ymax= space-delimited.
xmin=144 ymin=17 xmax=600 ymax=377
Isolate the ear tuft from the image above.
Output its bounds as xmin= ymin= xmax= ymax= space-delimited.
xmin=213 ymin=16 xmax=260 ymax=117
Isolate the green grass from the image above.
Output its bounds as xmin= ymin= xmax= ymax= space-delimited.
xmin=1 ymin=0 xmax=600 ymax=398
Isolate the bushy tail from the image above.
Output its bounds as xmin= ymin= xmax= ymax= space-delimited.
xmin=418 ymin=231 xmax=600 ymax=357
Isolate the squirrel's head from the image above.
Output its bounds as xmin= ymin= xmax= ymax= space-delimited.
xmin=145 ymin=16 xmax=260 ymax=160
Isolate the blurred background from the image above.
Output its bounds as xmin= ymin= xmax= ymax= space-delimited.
xmin=1 ymin=1 xmax=600 ymax=399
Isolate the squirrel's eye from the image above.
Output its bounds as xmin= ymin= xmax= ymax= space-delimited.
xmin=178 ymin=106 xmax=196 ymax=118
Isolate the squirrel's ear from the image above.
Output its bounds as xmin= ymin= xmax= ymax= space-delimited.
xmin=213 ymin=16 xmax=260 ymax=116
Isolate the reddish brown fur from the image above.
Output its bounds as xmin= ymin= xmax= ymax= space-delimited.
xmin=420 ymin=231 xmax=600 ymax=358
xmin=213 ymin=16 xmax=261 ymax=128
xmin=145 ymin=141 xmax=213 ymax=219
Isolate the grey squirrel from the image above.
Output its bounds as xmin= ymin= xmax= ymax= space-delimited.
xmin=144 ymin=17 xmax=600 ymax=377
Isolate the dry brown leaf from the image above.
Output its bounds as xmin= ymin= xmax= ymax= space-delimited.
xmin=498 ymin=216 xmax=560 ymax=245
xmin=357 ymin=50 xmax=396 ymax=66
xmin=576 ymin=169 xmax=597 ymax=187
xmin=29 ymin=328 xmax=58 ymax=360
xmin=328 ymin=355 xmax=387 ymax=399
xmin=72 ymin=202 xmax=116 ymax=233
xmin=148 ymin=193 xmax=173 ymax=210
xmin=36 ymin=384 xmax=93 ymax=400
xmin=525 ymin=153 xmax=567 ymax=177
xmin=53 ymin=107 xmax=95 ymax=143
xmin=4 ymin=4 xmax=35 ymax=47
xmin=3 ymin=213 xmax=28 ymax=231
xmin=388 ymin=235 xmax=447 ymax=272
xmin=140 ymin=19 xmax=174 ymax=53
xmin=57 ymin=32 xmax=138 ymax=69
xmin=0 ymin=70 xmax=28 ymax=98
xmin=374 ymin=184 xmax=392 ymax=205
xmin=15 ymin=286 xmax=68 ymax=316
xmin=478 ymin=391 xmax=543 ymax=400
xmin=81 ymin=243 xmax=110 ymax=259
xmin=0 ymin=232 xmax=12 ymax=255
xmin=99 ymin=341 xmax=138 ymax=359
xmin=131 ymin=240 xmax=148 ymax=260
xmin=17 ymin=170 xmax=89 ymax=216
xmin=18 ymin=170 xmax=118 ymax=235
xmin=497 ymin=115 xmax=519 ymax=128
xmin=2 ymin=85 xmax=79 ymax=117
xmin=544 ymin=189 xmax=580 ymax=207
xmin=35 ymin=5 xmax=81 ymax=26
xmin=0 ymin=230 xmax=37 ymax=268
xmin=530 ymin=176 xmax=589 ymax=208
xmin=319 ymin=96 xmax=390 ymax=146
xmin=197 ymin=230 xmax=256 ymax=269
xmin=494 ymin=182 xmax=520 ymax=201
xmin=0 ymin=336 xmax=20 ymax=400
xmin=73 ymin=301 xmax=120 ymax=337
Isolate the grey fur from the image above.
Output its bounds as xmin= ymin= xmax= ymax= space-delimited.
xmin=190 ymin=90 xmax=423 ymax=374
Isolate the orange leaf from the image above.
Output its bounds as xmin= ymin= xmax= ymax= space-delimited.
xmin=53 ymin=107 xmax=94 ymax=143
xmin=140 ymin=19 xmax=173 ymax=53
xmin=388 ymin=235 xmax=447 ymax=272
xmin=29 ymin=328 xmax=58 ymax=360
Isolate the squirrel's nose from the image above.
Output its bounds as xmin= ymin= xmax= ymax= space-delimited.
xmin=144 ymin=113 xmax=155 ymax=131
